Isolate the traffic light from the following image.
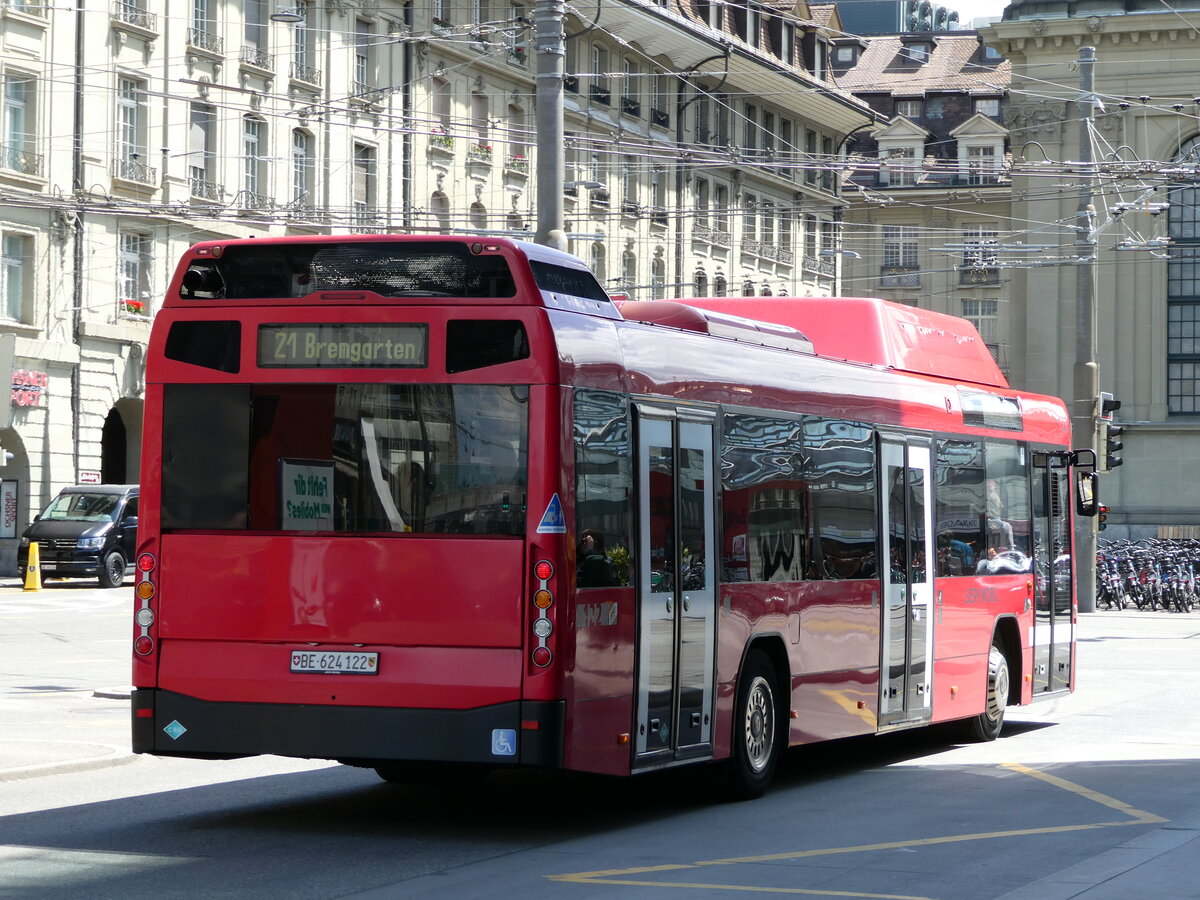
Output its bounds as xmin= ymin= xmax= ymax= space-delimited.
xmin=1103 ymin=422 xmax=1124 ymax=471
xmin=1098 ymin=504 xmax=1109 ymax=531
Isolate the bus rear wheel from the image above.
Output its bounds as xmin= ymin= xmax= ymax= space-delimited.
xmin=726 ymin=649 xmax=782 ymax=800
xmin=965 ymin=642 xmax=1009 ymax=742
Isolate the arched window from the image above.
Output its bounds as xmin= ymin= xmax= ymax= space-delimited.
xmin=622 ymin=249 xmax=637 ymax=292
xmin=714 ymin=274 xmax=727 ymax=296
xmin=469 ymin=201 xmax=487 ymax=231
xmin=590 ymin=243 xmax=606 ymax=282
xmin=431 ymin=192 xmax=451 ymax=231
xmin=694 ymin=270 xmax=708 ymax=297
xmin=651 ymin=256 xmax=665 ymax=299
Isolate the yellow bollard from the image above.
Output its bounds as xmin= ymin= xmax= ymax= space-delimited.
xmin=24 ymin=541 xmax=42 ymax=592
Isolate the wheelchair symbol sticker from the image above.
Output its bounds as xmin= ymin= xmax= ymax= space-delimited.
xmin=491 ymin=728 xmax=517 ymax=757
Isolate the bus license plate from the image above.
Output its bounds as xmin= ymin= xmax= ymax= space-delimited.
xmin=289 ymin=650 xmax=379 ymax=675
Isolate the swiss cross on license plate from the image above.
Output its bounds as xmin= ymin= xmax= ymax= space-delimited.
xmin=289 ymin=650 xmax=379 ymax=675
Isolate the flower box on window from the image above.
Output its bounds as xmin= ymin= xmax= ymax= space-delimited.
xmin=467 ymin=143 xmax=493 ymax=163
xmin=122 ymin=299 xmax=147 ymax=316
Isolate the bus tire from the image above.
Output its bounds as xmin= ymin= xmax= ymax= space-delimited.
xmin=99 ymin=551 xmax=125 ymax=589
xmin=966 ymin=642 xmax=1009 ymax=742
xmin=726 ymin=649 xmax=782 ymax=800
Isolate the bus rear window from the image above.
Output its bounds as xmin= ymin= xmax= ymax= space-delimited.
xmin=180 ymin=241 xmax=517 ymax=300
xmin=161 ymin=383 xmax=528 ymax=535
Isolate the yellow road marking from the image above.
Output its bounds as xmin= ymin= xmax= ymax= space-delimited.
xmin=547 ymin=763 xmax=1169 ymax=895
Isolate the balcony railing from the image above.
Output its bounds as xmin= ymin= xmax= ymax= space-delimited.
xmin=467 ymin=143 xmax=493 ymax=164
xmin=189 ymin=176 xmax=223 ymax=202
xmin=290 ymin=62 xmax=321 ymax=86
xmin=1 ymin=142 xmax=42 ymax=177
xmin=651 ymin=108 xmax=670 ymax=128
xmin=621 ymin=96 xmax=641 ymax=118
xmin=959 ymin=266 xmax=1001 ymax=285
xmin=112 ymin=156 xmax=156 ymax=185
xmin=590 ymin=85 xmax=611 ymax=106
xmin=880 ymin=265 xmax=920 ymax=287
xmin=186 ymin=26 xmax=223 ymax=54
xmin=650 ymin=206 xmax=668 ymax=226
xmin=240 ymin=45 xmax=274 ymax=71
xmin=238 ymin=189 xmax=272 ymax=210
xmin=112 ymin=1 xmax=156 ymax=31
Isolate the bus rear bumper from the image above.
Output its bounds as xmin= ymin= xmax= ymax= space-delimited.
xmin=131 ymin=688 xmax=564 ymax=768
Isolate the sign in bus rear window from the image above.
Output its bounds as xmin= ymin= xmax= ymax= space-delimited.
xmin=258 ymin=323 xmax=427 ymax=368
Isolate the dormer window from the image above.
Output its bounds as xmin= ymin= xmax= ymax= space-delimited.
xmin=974 ymin=98 xmax=1000 ymax=118
xmin=834 ymin=45 xmax=857 ymax=66
xmin=903 ymin=43 xmax=930 ymax=64
xmin=896 ymin=99 xmax=923 ymax=120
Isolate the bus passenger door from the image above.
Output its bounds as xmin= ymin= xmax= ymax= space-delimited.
xmin=633 ymin=407 xmax=717 ymax=765
xmin=879 ymin=439 xmax=935 ymax=728
xmin=1032 ymin=453 xmax=1074 ymax=694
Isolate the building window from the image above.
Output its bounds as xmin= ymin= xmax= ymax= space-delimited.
xmin=241 ymin=116 xmax=267 ymax=206
xmin=506 ymin=3 xmax=527 ymax=65
xmin=694 ymin=177 xmax=710 ymax=228
xmin=118 ymin=231 xmax=152 ymax=316
xmin=883 ymin=146 xmax=920 ymax=187
xmin=715 ymin=183 xmax=729 ymax=235
xmin=291 ymin=128 xmax=313 ymax=206
xmin=431 ymin=192 xmax=451 ymax=230
xmin=961 ymin=299 xmax=999 ymax=359
xmin=965 ymin=145 xmax=999 ymax=184
xmin=904 ymin=43 xmax=929 ymax=63
xmin=591 ymin=45 xmax=610 ymax=104
xmin=354 ymin=18 xmax=373 ymax=93
xmin=621 ymin=155 xmax=638 ymax=214
xmin=895 ymin=99 xmax=923 ymax=120
xmin=833 ymin=45 xmax=857 ymax=65
xmin=651 ymin=257 xmax=666 ymax=299
xmin=744 ymin=103 xmax=758 ymax=156
xmin=115 ymin=76 xmax=149 ymax=181
xmin=695 ymin=270 xmax=708 ymax=297
xmin=743 ymin=193 xmax=757 ymax=242
xmin=353 ymin=142 xmax=377 ymax=223
xmin=621 ymin=249 xmax=636 ymax=292
xmin=292 ymin=2 xmax=318 ymax=83
xmin=1 ymin=232 xmax=28 ymax=321
xmin=621 ymin=57 xmax=640 ymax=117
xmin=961 ymin=225 xmax=998 ymax=283
xmin=1168 ymin=141 xmax=1200 ymax=413
xmin=883 ymin=225 xmax=919 ymax=268
xmin=188 ymin=103 xmax=218 ymax=200
xmin=974 ymin=98 xmax=1000 ymax=118
xmin=2 ymin=74 xmax=37 ymax=176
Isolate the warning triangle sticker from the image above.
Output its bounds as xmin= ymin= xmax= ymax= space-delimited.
xmin=536 ymin=493 xmax=567 ymax=534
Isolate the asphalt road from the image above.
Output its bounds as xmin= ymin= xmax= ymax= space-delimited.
xmin=1 ymin=580 xmax=1198 ymax=899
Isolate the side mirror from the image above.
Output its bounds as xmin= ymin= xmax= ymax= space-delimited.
xmin=124 ymin=515 xmax=139 ymax=528
xmin=1076 ymin=469 xmax=1099 ymax=518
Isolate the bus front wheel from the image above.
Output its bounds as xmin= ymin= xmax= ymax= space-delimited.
xmin=726 ymin=649 xmax=782 ymax=800
xmin=965 ymin=642 xmax=1009 ymax=742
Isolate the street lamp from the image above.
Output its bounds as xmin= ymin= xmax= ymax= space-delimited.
xmin=564 ymin=180 xmax=607 ymax=191
xmin=269 ymin=8 xmax=305 ymax=23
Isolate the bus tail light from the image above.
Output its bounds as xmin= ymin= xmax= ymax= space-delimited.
xmin=134 ymin=552 xmax=157 ymax=657
xmin=531 ymin=558 xmax=555 ymax=668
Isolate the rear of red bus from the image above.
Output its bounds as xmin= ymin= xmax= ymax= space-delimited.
xmin=130 ymin=236 xmax=613 ymax=772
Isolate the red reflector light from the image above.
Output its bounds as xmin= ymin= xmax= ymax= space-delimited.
xmin=137 ymin=553 xmax=155 ymax=572
xmin=134 ymin=635 xmax=154 ymax=655
xmin=534 ymin=560 xmax=554 ymax=581
xmin=521 ymin=720 xmax=540 ymax=730
xmin=136 ymin=708 xmax=154 ymax=719
xmin=532 ymin=646 xmax=552 ymax=667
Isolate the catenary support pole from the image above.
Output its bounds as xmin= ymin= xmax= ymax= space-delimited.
xmin=533 ymin=0 xmax=567 ymax=251
xmin=1074 ymin=45 xmax=1099 ymax=613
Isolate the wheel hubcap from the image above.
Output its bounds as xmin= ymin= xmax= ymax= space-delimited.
xmin=744 ymin=676 xmax=774 ymax=773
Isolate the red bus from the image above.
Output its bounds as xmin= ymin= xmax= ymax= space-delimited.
xmin=131 ymin=235 xmax=1093 ymax=798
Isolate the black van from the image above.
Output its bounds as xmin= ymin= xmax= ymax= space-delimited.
xmin=17 ymin=484 xmax=139 ymax=588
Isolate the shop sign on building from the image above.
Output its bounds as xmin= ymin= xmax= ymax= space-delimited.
xmin=1 ymin=481 xmax=17 ymax=539
xmin=11 ymin=369 xmax=48 ymax=408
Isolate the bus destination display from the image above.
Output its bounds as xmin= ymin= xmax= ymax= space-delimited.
xmin=258 ymin=323 xmax=427 ymax=368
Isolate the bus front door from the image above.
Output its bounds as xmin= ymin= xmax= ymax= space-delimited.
xmin=633 ymin=407 xmax=717 ymax=767
xmin=879 ymin=439 xmax=935 ymax=729
xmin=1032 ymin=452 xmax=1074 ymax=694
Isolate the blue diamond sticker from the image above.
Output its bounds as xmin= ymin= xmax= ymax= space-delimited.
xmin=163 ymin=720 xmax=187 ymax=741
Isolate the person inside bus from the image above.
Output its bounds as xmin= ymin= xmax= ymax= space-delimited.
xmin=578 ymin=528 xmax=619 ymax=587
